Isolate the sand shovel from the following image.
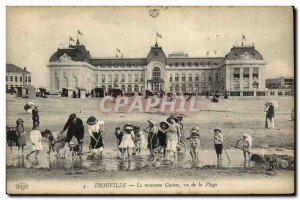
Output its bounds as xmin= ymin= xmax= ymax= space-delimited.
xmin=231 ymin=145 xmax=263 ymax=162
xmin=222 ymin=146 xmax=231 ymax=163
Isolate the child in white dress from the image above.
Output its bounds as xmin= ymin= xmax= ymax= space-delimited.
xmin=26 ymin=125 xmax=43 ymax=159
xmin=119 ymin=123 xmax=135 ymax=161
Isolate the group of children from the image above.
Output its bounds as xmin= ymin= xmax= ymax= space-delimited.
xmin=7 ymin=113 xmax=253 ymax=166
xmin=114 ymin=115 xmax=201 ymax=164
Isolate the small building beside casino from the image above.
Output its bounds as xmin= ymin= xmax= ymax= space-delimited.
xmin=6 ymin=63 xmax=32 ymax=96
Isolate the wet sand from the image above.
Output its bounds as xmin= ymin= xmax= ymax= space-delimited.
xmin=6 ymin=95 xmax=295 ymax=194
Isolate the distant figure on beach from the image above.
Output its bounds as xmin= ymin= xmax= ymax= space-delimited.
xmin=16 ymin=118 xmax=26 ymax=155
xmin=145 ymin=120 xmax=159 ymax=157
xmin=235 ymin=133 xmax=252 ymax=161
xmin=115 ymin=127 xmax=123 ymax=158
xmin=166 ymin=115 xmax=181 ymax=164
xmin=119 ymin=123 xmax=135 ymax=161
xmin=6 ymin=124 xmax=18 ymax=157
xmin=32 ymin=106 xmax=40 ymax=129
xmin=265 ymin=102 xmax=275 ymax=129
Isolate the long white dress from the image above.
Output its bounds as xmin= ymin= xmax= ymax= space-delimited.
xmin=30 ymin=130 xmax=43 ymax=151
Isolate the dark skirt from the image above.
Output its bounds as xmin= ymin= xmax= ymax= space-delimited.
xmin=17 ymin=134 xmax=26 ymax=147
xmin=214 ymin=144 xmax=223 ymax=154
xmin=90 ymin=132 xmax=103 ymax=149
xmin=7 ymin=131 xmax=18 ymax=147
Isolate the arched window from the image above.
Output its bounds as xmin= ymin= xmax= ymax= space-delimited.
xmin=182 ymin=84 xmax=186 ymax=92
xmin=243 ymin=81 xmax=249 ymax=90
xmin=152 ymin=67 xmax=161 ymax=80
xmin=170 ymin=86 xmax=173 ymax=92
xmin=121 ymin=85 xmax=126 ymax=91
xmin=101 ymin=85 xmax=106 ymax=92
xmin=108 ymin=85 xmax=112 ymax=91
xmin=253 ymin=81 xmax=259 ymax=89
xmin=127 ymin=85 xmax=132 ymax=92
xmin=175 ymin=84 xmax=180 ymax=92
xmin=188 ymin=84 xmax=193 ymax=92
xmin=234 ymin=81 xmax=240 ymax=90
xmin=195 ymin=84 xmax=199 ymax=92
xmin=134 ymin=85 xmax=139 ymax=92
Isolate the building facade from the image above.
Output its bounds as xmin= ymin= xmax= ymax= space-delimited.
xmin=6 ymin=63 xmax=31 ymax=92
xmin=266 ymin=76 xmax=294 ymax=96
xmin=48 ymin=39 xmax=267 ymax=96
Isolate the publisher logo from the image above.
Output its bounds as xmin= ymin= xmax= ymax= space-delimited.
xmin=15 ymin=183 xmax=28 ymax=190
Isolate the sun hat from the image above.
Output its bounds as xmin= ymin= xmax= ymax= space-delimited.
xmin=191 ymin=126 xmax=199 ymax=133
xmin=134 ymin=126 xmax=140 ymax=130
xmin=160 ymin=121 xmax=170 ymax=130
xmin=243 ymin=133 xmax=249 ymax=138
xmin=87 ymin=116 xmax=98 ymax=125
xmin=69 ymin=141 xmax=74 ymax=145
xmin=16 ymin=118 xmax=24 ymax=123
xmin=147 ymin=119 xmax=156 ymax=126
xmin=214 ymin=127 xmax=221 ymax=132
xmin=166 ymin=115 xmax=178 ymax=123
xmin=124 ymin=123 xmax=134 ymax=130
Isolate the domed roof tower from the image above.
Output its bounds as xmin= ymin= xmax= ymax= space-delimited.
xmin=225 ymin=45 xmax=263 ymax=60
xmin=146 ymin=42 xmax=167 ymax=64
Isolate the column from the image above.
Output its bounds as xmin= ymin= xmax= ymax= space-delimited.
xmin=239 ymin=66 xmax=243 ymax=96
xmin=249 ymin=67 xmax=253 ymax=90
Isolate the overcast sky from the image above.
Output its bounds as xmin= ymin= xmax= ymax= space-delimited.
xmin=7 ymin=6 xmax=294 ymax=87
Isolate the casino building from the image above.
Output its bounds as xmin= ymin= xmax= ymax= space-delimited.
xmin=48 ymin=39 xmax=267 ymax=97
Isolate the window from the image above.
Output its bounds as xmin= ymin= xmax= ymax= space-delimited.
xmin=170 ymin=86 xmax=173 ymax=92
xmin=215 ymin=73 xmax=219 ymax=81
xmin=25 ymin=76 xmax=27 ymax=82
xmin=128 ymin=74 xmax=132 ymax=82
xmin=134 ymin=74 xmax=138 ymax=82
xmin=234 ymin=81 xmax=240 ymax=90
xmin=15 ymin=76 xmax=17 ymax=82
xmin=188 ymin=74 xmax=192 ymax=82
xmin=256 ymin=91 xmax=265 ymax=96
xmin=121 ymin=74 xmax=125 ymax=82
xmin=195 ymin=63 xmax=199 ymax=67
xmin=230 ymin=91 xmax=240 ymax=96
xmin=170 ymin=74 xmax=173 ymax=82
xmin=182 ymin=74 xmax=186 ymax=82
xmin=243 ymin=67 xmax=249 ymax=78
xmin=182 ymin=84 xmax=186 ymax=92
xmin=28 ymin=76 xmax=31 ymax=82
xmin=114 ymin=74 xmax=119 ymax=82
xmin=188 ymin=84 xmax=193 ymax=92
xmin=208 ymin=76 xmax=212 ymax=82
xmin=202 ymin=75 xmax=206 ymax=82
xmin=175 ymin=84 xmax=180 ymax=92
xmin=121 ymin=85 xmax=125 ymax=91
xmin=243 ymin=91 xmax=254 ymax=96
xmin=127 ymin=85 xmax=132 ymax=92
xmin=152 ymin=67 xmax=161 ymax=80
xmin=94 ymin=74 xmax=98 ymax=83
xmin=20 ymin=76 xmax=22 ymax=82
xmin=175 ymin=74 xmax=179 ymax=82
xmin=134 ymin=85 xmax=139 ymax=92
xmin=181 ymin=62 xmax=185 ymax=67
xmin=140 ymin=75 xmax=144 ymax=82
xmin=253 ymin=81 xmax=259 ymax=89
xmin=233 ymin=68 xmax=240 ymax=78
xmin=253 ymin=67 xmax=259 ymax=78
xmin=243 ymin=81 xmax=249 ymax=90
xmin=195 ymin=74 xmax=199 ymax=81
xmin=101 ymin=75 xmax=105 ymax=82
xmin=6 ymin=76 xmax=9 ymax=81
xmin=108 ymin=74 xmax=112 ymax=82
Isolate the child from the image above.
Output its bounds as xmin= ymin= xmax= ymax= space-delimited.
xmin=213 ymin=127 xmax=223 ymax=166
xmin=235 ymin=133 xmax=252 ymax=161
xmin=26 ymin=124 xmax=43 ymax=159
xmin=119 ymin=123 xmax=135 ymax=161
xmin=16 ymin=118 xmax=26 ymax=155
xmin=87 ymin=116 xmax=104 ymax=159
xmin=115 ymin=127 xmax=123 ymax=157
xmin=145 ymin=120 xmax=158 ymax=157
xmin=186 ymin=127 xmax=200 ymax=162
xmin=156 ymin=121 xmax=169 ymax=159
xmin=6 ymin=124 xmax=18 ymax=157
xmin=166 ymin=115 xmax=181 ymax=164
xmin=133 ymin=126 xmax=144 ymax=156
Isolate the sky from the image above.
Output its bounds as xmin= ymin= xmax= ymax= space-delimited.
xmin=6 ymin=6 xmax=294 ymax=88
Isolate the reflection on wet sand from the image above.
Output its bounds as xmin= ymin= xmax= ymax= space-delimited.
xmin=6 ymin=147 xmax=294 ymax=172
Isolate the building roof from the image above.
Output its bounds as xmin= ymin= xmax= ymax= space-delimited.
xmin=49 ymin=40 xmax=91 ymax=62
xmin=6 ymin=63 xmax=30 ymax=74
xmin=167 ymin=57 xmax=224 ymax=66
xmin=225 ymin=45 xmax=263 ymax=60
xmin=146 ymin=42 xmax=167 ymax=64
xmin=89 ymin=58 xmax=147 ymax=66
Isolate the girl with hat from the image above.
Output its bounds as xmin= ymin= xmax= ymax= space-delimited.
xmin=16 ymin=118 xmax=26 ymax=156
xmin=132 ymin=126 xmax=147 ymax=156
xmin=87 ymin=116 xmax=105 ymax=159
xmin=156 ymin=121 xmax=169 ymax=160
xmin=119 ymin=123 xmax=136 ymax=161
xmin=145 ymin=120 xmax=158 ymax=157
xmin=166 ymin=116 xmax=181 ymax=164
xmin=186 ymin=127 xmax=200 ymax=162
xmin=235 ymin=133 xmax=253 ymax=161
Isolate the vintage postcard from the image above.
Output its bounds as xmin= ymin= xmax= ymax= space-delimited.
xmin=6 ymin=6 xmax=294 ymax=195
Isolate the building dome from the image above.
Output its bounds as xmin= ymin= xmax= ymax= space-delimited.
xmin=146 ymin=42 xmax=167 ymax=64
xmin=225 ymin=45 xmax=263 ymax=60
xmin=49 ymin=40 xmax=91 ymax=62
